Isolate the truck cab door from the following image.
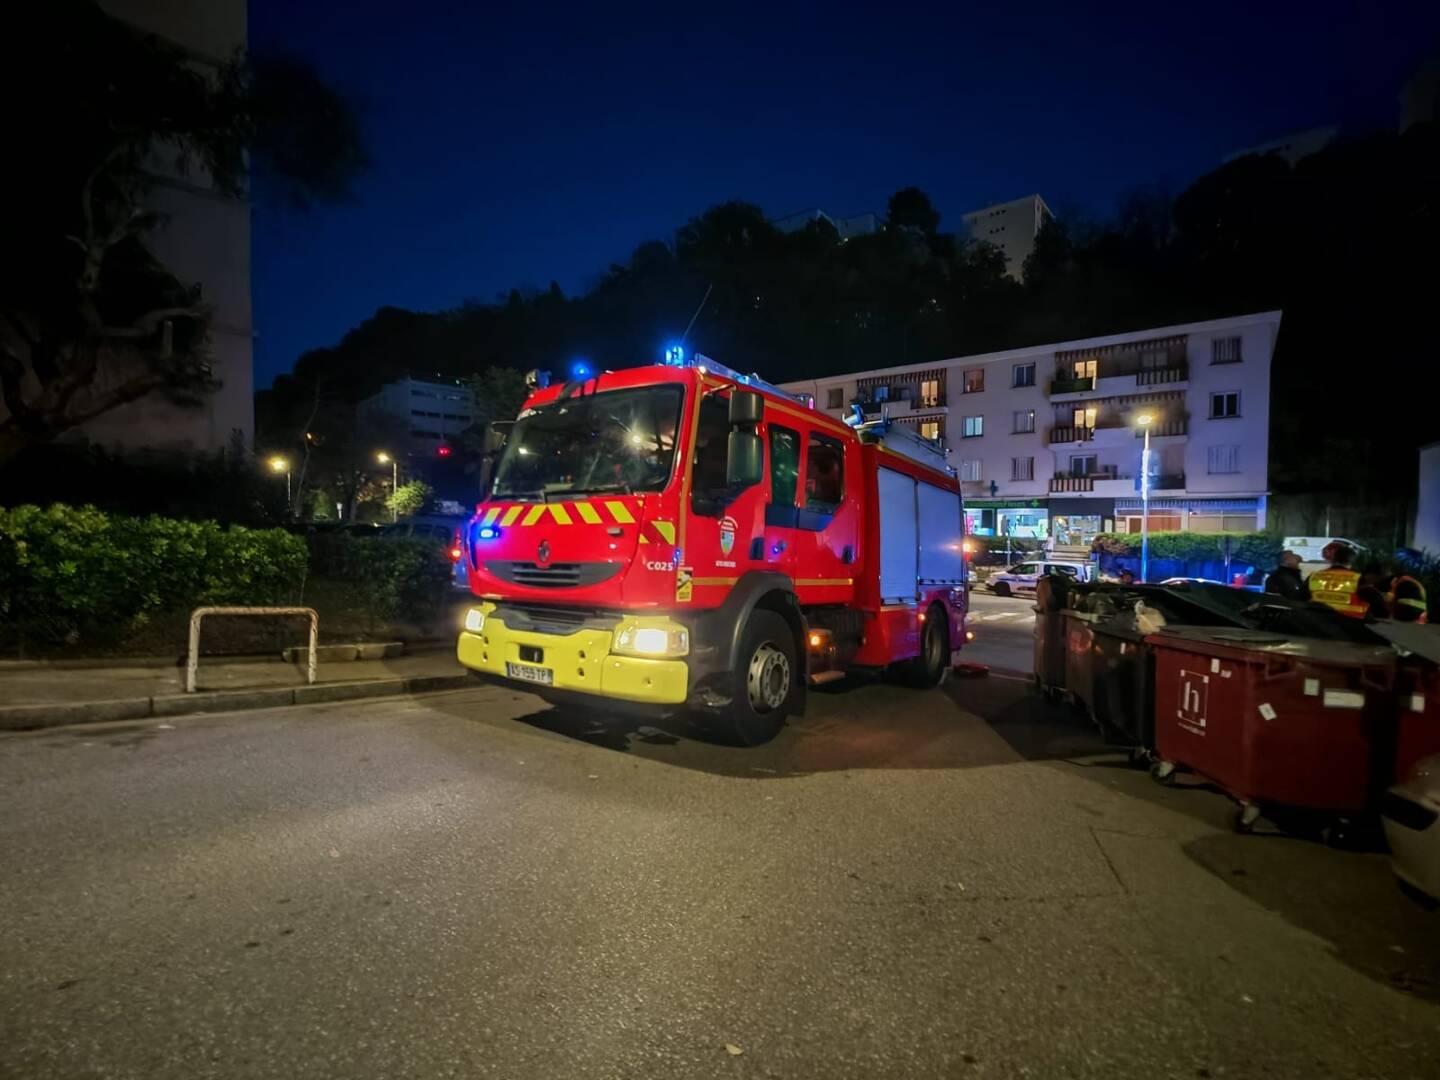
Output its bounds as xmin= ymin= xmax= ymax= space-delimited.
xmin=791 ymin=428 xmax=857 ymax=601
xmin=762 ymin=421 xmax=802 ymax=580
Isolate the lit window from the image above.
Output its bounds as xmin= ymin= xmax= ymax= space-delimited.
xmin=962 ymin=415 xmax=984 ymax=438
xmin=919 ymin=420 xmax=941 ymax=441
xmin=1073 ymin=359 xmax=1098 ymax=380
xmin=1210 ymin=392 xmax=1241 ymax=419
xmin=920 ymin=378 xmax=940 ymax=407
xmin=963 ymin=369 xmax=985 ymax=393
xmin=1072 ymin=406 xmax=1097 ymax=429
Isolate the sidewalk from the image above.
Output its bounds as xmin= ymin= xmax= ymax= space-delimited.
xmin=0 ymin=649 xmax=472 ymax=732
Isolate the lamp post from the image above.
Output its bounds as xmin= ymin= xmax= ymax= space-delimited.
xmin=1136 ymin=413 xmax=1154 ymax=583
xmin=376 ymin=452 xmax=397 ymax=521
xmin=267 ymin=456 xmax=290 ymax=516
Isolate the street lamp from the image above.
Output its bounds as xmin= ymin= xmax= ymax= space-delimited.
xmin=1135 ymin=413 xmax=1154 ymax=583
xmin=376 ymin=451 xmax=397 ymax=521
xmin=268 ymin=456 xmax=291 ymax=515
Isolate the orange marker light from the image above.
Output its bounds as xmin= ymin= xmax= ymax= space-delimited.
xmin=808 ymin=632 xmax=823 ymax=648
xmin=965 ymin=630 xmax=975 ymax=641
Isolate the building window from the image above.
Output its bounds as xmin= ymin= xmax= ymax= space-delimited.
xmin=1012 ymin=457 xmax=1035 ymax=481
xmin=1212 ymin=337 xmax=1242 ymax=364
xmin=919 ymin=420 xmax=942 ymax=441
xmin=1207 ymin=445 xmax=1240 ymax=474
xmin=960 ymin=459 xmax=982 ymax=481
xmin=1070 ymin=454 xmax=1097 ymax=476
xmin=805 ymin=433 xmax=845 ymax=509
xmin=962 ymin=415 xmax=984 ymax=438
xmin=1071 ymin=406 xmax=1097 ymax=429
xmin=826 ymin=387 xmax=843 ymax=409
xmin=1073 ymin=359 xmax=1097 ymax=380
xmin=963 ymin=368 xmax=985 ymax=393
xmin=1013 ymin=409 xmax=1035 ymax=433
xmin=873 ymin=385 xmax=890 ymax=402
xmin=920 ymin=378 xmax=940 ymax=407
xmin=443 ymin=413 xmax=468 ymax=421
xmin=1139 ymin=348 xmax=1168 ymax=370
xmin=1210 ymin=392 xmax=1241 ymax=419
xmin=1012 ymin=363 xmax=1036 ymax=388
xmin=411 ymin=429 xmax=441 ymax=438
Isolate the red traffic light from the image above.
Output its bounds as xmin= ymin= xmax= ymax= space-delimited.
xmin=437 ymin=445 xmax=452 ymax=457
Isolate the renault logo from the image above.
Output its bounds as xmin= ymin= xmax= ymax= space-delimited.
xmin=536 ymin=539 xmax=551 ymax=566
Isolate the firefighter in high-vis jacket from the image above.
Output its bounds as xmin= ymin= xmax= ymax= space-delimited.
xmin=1386 ymin=572 xmax=1430 ymax=623
xmin=1307 ymin=541 xmax=1369 ymax=619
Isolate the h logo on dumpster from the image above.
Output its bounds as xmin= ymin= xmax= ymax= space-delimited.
xmin=1177 ymin=669 xmax=1209 ymax=735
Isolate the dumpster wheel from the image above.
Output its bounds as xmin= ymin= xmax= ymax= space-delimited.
xmin=1149 ymin=760 xmax=1177 ymax=786
xmin=1231 ymin=803 xmax=1262 ymax=834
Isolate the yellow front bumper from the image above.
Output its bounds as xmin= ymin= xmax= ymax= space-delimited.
xmin=456 ymin=606 xmax=689 ymax=705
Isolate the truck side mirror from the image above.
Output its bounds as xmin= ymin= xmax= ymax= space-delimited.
xmin=726 ymin=430 xmax=763 ymax=488
xmin=729 ymin=390 xmax=763 ymax=427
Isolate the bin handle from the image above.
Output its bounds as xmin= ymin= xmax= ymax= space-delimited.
xmin=1257 ymin=656 xmax=1291 ymax=684
xmin=1358 ymin=666 xmax=1394 ymax=694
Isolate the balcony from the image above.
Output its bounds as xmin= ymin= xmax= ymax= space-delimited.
xmin=850 ymin=394 xmax=947 ymax=416
xmin=1136 ymin=365 xmax=1189 ymax=387
xmin=1050 ymin=476 xmax=1094 ymax=493
xmin=1134 ymin=419 xmax=1189 ymax=438
xmin=1048 ymin=424 xmax=1095 ymax=444
xmin=1049 ymin=376 xmax=1094 ymax=395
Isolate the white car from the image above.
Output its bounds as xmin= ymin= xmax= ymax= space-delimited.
xmin=1383 ymin=755 xmax=1440 ymax=905
xmin=1283 ymin=535 xmax=1367 ymax=565
xmin=989 ymin=560 xmax=1091 ymax=597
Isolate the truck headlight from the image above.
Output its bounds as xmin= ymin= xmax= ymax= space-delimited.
xmin=613 ymin=621 xmax=689 ymax=657
xmin=463 ymin=608 xmax=486 ymax=633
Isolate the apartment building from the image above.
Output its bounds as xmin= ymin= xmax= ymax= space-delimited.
xmin=960 ymin=194 xmax=1053 ymax=279
xmin=358 ymin=377 xmax=475 ymax=456
xmin=782 ymin=311 xmax=1280 ymax=548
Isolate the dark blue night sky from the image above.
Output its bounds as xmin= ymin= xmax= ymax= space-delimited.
xmin=249 ymin=0 xmax=1437 ymax=386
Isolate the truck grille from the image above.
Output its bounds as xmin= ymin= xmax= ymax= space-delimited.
xmin=484 ymin=560 xmax=621 ymax=589
xmin=495 ymin=604 xmax=618 ymax=636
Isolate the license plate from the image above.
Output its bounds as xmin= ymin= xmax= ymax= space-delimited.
xmin=506 ymin=661 xmax=553 ymax=686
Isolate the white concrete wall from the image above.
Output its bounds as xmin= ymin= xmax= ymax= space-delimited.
xmin=1416 ymin=443 xmax=1440 ymax=554
xmin=1182 ymin=322 xmax=1274 ymax=497
xmin=961 ymin=196 xmax=1050 ymax=279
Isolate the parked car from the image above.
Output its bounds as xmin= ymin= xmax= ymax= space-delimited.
xmin=1283 ymin=535 xmax=1368 ymax=565
xmin=1383 ymin=755 xmax=1440 ymax=905
xmin=989 ymin=560 xmax=1091 ymax=597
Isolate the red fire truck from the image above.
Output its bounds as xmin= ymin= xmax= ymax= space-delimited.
xmin=456 ymin=353 xmax=968 ymax=743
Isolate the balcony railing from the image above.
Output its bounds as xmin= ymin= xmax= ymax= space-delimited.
xmin=1134 ymin=419 xmax=1188 ymax=437
xmin=1050 ymin=476 xmax=1094 ymax=492
xmin=1135 ymin=365 xmax=1189 ymax=386
xmin=1153 ymin=472 xmax=1186 ymax=490
xmin=1050 ymin=376 xmax=1094 ymax=395
xmin=1048 ymin=425 xmax=1096 ymax=444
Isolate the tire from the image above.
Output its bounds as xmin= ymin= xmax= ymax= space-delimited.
xmin=993 ymin=581 xmax=1011 ymax=597
xmin=902 ymin=604 xmax=950 ymax=688
xmin=722 ymin=610 xmax=797 ymax=746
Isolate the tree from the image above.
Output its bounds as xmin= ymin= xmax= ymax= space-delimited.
xmin=0 ymin=1 xmax=366 ymax=465
xmin=386 ymin=480 xmax=433 ymax=519
xmin=885 ymin=187 xmax=942 ymax=236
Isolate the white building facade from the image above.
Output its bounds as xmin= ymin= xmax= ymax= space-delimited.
xmin=358 ymin=377 xmax=475 ymax=457
xmin=782 ymin=311 xmax=1281 ymax=549
xmin=960 ymin=194 xmax=1053 ymax=279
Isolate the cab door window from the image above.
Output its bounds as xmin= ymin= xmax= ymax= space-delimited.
xmin=690 ymin=391 xmax=732 ymax=516
xmin=799 ymin=431 xmax=844 ymax=530
xmin=766 ymin=424 xmax=801 ymax=527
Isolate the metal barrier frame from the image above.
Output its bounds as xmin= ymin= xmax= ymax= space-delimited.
xmin=187 ymin=607 xmax=319 ymax=693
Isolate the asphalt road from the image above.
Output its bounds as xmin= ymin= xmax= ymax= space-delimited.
xmin=2 ymin=674 xmax=1438 ymax=1079
xmin=962 ymin=589 xmax=1039 ymax=673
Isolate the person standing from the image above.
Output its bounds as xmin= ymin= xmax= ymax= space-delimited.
xmin=1386 ymin=570 xmax=1430 ymax=623
xmin=1263 ymin=550 xmax=1309 ymax=601
xmin=1307 ymin=541 xmax=1368 ymax=618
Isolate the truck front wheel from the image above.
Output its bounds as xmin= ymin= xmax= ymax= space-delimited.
xmin=724 ymin=610 xmax=796 ymax=745
xmin=901 ymin=604 xmax=950 ymax=688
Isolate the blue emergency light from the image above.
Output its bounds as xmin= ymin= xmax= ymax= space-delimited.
xmin=476 ymin=525 xmax=501 ymax=541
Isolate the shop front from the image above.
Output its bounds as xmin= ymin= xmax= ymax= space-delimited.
xmin=1048 ymin=497 xmax=1115 ymax=547
xmin=1111 ymin=497 xmax=1265 ymax=534
xmin=965 ymin=498 xmax=1049 ymax=540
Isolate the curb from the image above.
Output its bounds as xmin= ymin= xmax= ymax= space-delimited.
xmin=0 ymin=674 xmax=474 ymax=733
xmin=0 ymin=641 xmax=412 ymax=672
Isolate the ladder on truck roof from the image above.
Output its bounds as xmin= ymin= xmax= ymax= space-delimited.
xmin=848 ymin=410 xmax=954 ymax=476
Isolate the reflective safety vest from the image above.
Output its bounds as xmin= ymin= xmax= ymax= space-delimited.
xmin=1308 ymin=566 xmax=1368 ymax=618
xmin=1388 ymin=574 xmax=1430 ymax=624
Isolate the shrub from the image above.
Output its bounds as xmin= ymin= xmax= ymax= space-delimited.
xmin=337 ymin=537 xmax=453 ymax=627
xmin=0 ymin=504 xmax=306 ymax=648
xmin=1092 ymin=531 xmax=1283 ymax=567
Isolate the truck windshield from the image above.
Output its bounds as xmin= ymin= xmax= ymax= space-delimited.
xmin=491 ymin=385 xmax=684 ymax=499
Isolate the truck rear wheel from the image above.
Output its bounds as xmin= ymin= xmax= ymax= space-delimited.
xmin=901 ymin=604 xmax=950 ymax=688
xmin=724 ymin=610 xmax=796 ymax=745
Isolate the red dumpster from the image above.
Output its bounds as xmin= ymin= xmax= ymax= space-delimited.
xmin=1395 ymin=659 xmax=1440 ymax=782
xmin=1146 ymin=627 xmax=1397 ymax=826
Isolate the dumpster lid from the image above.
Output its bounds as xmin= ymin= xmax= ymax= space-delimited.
xmin=1368 ymin=622 xmax=1440 ymax=665
xmin=1146 ymin=625 xmax=1397 ymax=667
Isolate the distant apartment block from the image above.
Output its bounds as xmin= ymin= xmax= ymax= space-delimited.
xmin=771 ymin=208 xmax=880 ymax=241
xmin=78 ymin=0 xmax=254 ymax=455
xmin=1223 ymin=125 xmax=1337 ymax=166
xmin=358 ymin=377 xmax=475 ymax=457
xmin=781 ymin=311 xmax=1281 ymax=548
xmin=960 ymin=194 xmax=1053 ymax=280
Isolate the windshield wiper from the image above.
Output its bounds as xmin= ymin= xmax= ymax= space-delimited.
xmin=563 ymin=482 xmax=634 ymax=496
xmin=497 ymin=488 xmax=549 ymax=503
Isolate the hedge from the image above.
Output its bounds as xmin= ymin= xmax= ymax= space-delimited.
xmin=1092 ymin=531 xmax=1284 ymax=567
xmin=0 ymin=504 xmax=308 ymax=647
xmin=337 ymin=537 xmax=454 ymax=627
